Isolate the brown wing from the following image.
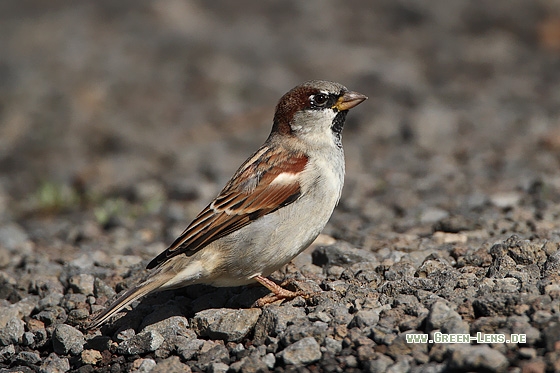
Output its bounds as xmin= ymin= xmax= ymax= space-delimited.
xmin=146 ymin=146 xmax=308 ymax=269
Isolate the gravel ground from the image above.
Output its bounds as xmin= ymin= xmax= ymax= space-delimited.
xmin=1 ymin=1 xmax=560 ymax=372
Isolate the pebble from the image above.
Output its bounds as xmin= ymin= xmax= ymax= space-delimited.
xmin=80 ymin=349 xmax=102 ymax=365
xmin=230 ymin=355 xmax=269 ymax=373
xmin=131 ymin=358 xmax=157 ymax=372
xmin=16 ymin=350 xmax=41 ymax=365
xmin=191 ymin=308 xmax=261 ymax=342
xmin=150 ymin=355 xmax=191 ymax=373
xmin=35 ymin=306 xmax=67 ymax=325
xmin=140 ymin=314 xmax=193 ymax=339
xmin=196 ymin=341 xmax=230 ymax=370
xmin=280 ymin=337 xmax=322 ymax=365
xmin=448 ymin=345 xmax=508 ymax=372
xmin=263 ymin=352 xmax=276 ymax=369
xmin=490 ymin=193 xmax=521 ymax=208
xmin=349 ymin=310 xmax=380 ymax=329
xmin=0 ymin=223 xmax=33 ymax=253
xmin=312 ymin=242 xmax=379 ymax=267
xmin=324 ymin=337 xmax=343 ymax=355
xmin=117 ymin=330 xmax=164 ymax=355
xmin=68 ymin=274 xmax=95 ymax=295
xmin=208 ymin=362 xmax=229 ymax=373
xmin=363 ymin=354 xmax=394 ymax=373
xmin=177 ymin=338 xmax=204 ymax=360
xmin=0 ymin=317 xmax=25 ymax=345
xmin=426 ymin=301 xmax=462 ymax=331
xmin=38 ymin=353 xmax=70 ymax=373
xmin=52 ymin=324 xmax=85 ymax=355
xmin=0 ymin=344 xmax=15 ymax=362
xmin=281 ymin=320 xmax=329 ymax=346
xmin=542 ymin=322 xmax=560 ymax=352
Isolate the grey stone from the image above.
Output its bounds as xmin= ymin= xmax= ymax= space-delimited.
xmin=177 ymin=338 xmax=204 ymax=360
xmin=208 ymin=362 xmax=229 ymax=373
xmin=324 ymin=337 xmax=342 ymax=355
xmin=386 ymin=332 xmax=428 ymax=360
xmin=35 ymin=306 xmax=67 ymax=325
xmin=363 ymin=354 xmax=394 ymax=373
xmin=308 ymin=311 xmax=332 ymax=323
xmin=518 ymin=347 xmax=537 ymax=359
xmin=441 ymin=317 xmax=469 ymax=335
xmin=448 ymin=345 xmax=508 ymax=372
xmin=52 ymin=324 xmax=85 ymax=355
xmin=420 ymin=207 xmax=449 ymax=224
xmin=312 ymin=242 xmax=378 ymax=267
xmin=132 ymin=358 xmax=157 ymax=373
xmin=191 ymin=308 xmax=261 ymax=342
xmin=472 ymin=293 xmax=518 ymax=317
xmin=507 ymin=315 xmax=540 ymax=345
xmin=280 ymin=336 xmax=322 ymax=365
xmin=371 ymin=325 xmax=397 ymax=345
xmin=68 ymin=274 xmax=95 ymax=295
xmin=37 ymin=293 xmax=64 ymax=310
xmin=93 ymin=278 xmax=117 ymax=299
xmin=0 ymin=317 xmax=24 ymax=346
xmin=0 ymin=344 xmax=15 ymax=363
xmin=281 ymin=320 xmax=329 ymax=346
xmin=339 ymin=354 xmax=359 ymax=368
xmin=67 ymin=308 xmax=90 ymax=324
xmin=543 ymin=250 xmax=560 ymax=277
xmin=426 ymin=301 xmax=461 ymax=331
xmin=0 ymin=223 xmax=32 ymax=253
xmin=150 ymin=355 xmax=191 ymax=373
xmin=60 ymin=293 xmax=88 ymax=310
xmin=387 ymin=356 xmax=412 ymax=373
xmin=230 ymin=355 xmax=269 ymax=373
xmin=22 ymin=331 xmax=34 ymax=346
xmin=141 ymin=315 xmax=193 ymax=339
xmin=16 ymin=350 xmax=41 ymax=365
xmin=196 ymin=342 xmax=230 ymax=370
xmin=0 ymin=306 xmax=19 ymax=329
xmin=349 ymin=310 xmax=379 ymax=328
xmin=12 ymin=297 xmax=39 ymax=318
xmin=115 ymin=328 xmax=136 ymax=342
xmin=253 ymin=305 xmax=307 ymax=344
xmin=263 ymin=352 xmax=276 ymax=369
xmin=117 ymin=330 xmax=164 ymax=355
xmin=357 ymin=344 xmax=376 ymax=362
xmin=542 ymin=322 xmax=560 ymax=352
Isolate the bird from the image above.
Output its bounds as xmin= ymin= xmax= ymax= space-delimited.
xmin=88 ymin=80 xmax=367 ymax=329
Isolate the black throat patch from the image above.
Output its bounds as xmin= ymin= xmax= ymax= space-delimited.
xmin=331 ymin=110 xmax=348 ymax=147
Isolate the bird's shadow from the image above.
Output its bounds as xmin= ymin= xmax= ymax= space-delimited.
xmin=95 ymin=283 xmax=269 ymax=335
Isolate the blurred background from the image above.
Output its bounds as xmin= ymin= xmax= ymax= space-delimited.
xmin=1 ymin=0 xmax=560 ymax=254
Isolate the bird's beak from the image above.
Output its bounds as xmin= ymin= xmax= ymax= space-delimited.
xmin=334 ymin=91 xmax=368 ymax=111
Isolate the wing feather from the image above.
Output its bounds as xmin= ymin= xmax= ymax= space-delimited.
xmin=146 ymin=146 xmax=308 ymax=269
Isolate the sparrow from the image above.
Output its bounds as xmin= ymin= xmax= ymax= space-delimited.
xmin=89 ymin=80 xmax=367 ymax=328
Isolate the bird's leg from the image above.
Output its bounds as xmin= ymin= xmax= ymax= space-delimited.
xmin=253 ymin=275 xmax=309 ymax=307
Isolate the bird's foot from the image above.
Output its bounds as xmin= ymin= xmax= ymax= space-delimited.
xmin=252 ymin=275 xmax=314 ymax=307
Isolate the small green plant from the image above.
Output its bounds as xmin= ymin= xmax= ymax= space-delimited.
xmin=93 ymin=198 xmax=128 ymax=226
xmin=34 ymin=181 xmax=80 ymax=212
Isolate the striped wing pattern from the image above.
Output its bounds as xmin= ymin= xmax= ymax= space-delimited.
xmin=146 ymin=146 xmax=308 ymax=269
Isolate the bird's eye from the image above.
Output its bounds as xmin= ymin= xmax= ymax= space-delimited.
xmin=310 ymin=93 xmax=329 ymax=107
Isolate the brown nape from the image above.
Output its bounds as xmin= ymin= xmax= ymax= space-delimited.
xmin=272 ymin=85 xmax=322 ymax=135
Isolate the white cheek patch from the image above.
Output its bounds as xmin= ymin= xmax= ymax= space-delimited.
xmin=270 ymin=172 xmax=299 ymax=185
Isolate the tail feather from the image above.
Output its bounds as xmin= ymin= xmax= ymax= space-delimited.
xmin=88 ymin=275 xmax=171 ymax=329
